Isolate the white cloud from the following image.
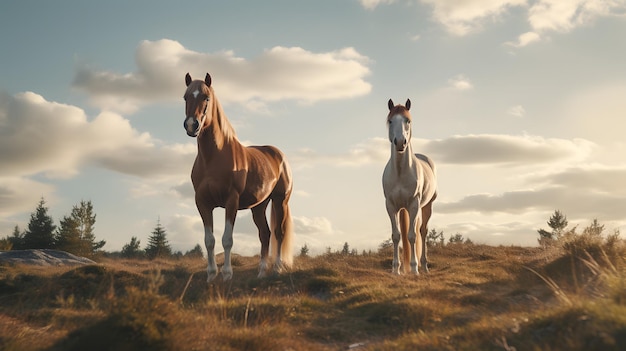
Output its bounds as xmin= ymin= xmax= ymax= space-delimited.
xmin=360 ymin=0 xmax=396 ymax=10
xmin=420 ymin=0 xmax=527 ymax=36
xmin=0 ymin=92 xmax=195 ymax=179
xmin=290 ymin=137 xmax=388 ymax=169
xmin=528 ymin=0 xmax=626 ymax=33
xmin=529 ymin=165 xmax=626 ymax=196
xmin=290 ymin=134 xmax=593 ymax=169
xmin=0 ymin=177 xmax=55 ymax=218
xmin=438 ymin=185 xmax=626 ymax=221
xmin=73 ymin=39 xmax=372 ymax=113
xmin=448 ymin=74 xmax=474 ymax=90
xmin=293 ymin=216 xmax=343 ymax=255
xmin=505 ymin=31 xmax=542 ymax=47
xmin=423 ymin=134 xmax=594 ymax=166
xmin=506 ymin=105 xmax=526 ymax=117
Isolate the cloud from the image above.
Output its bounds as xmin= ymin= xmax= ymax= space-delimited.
xmin=506 ymin=105 xmax=526 ymax=117
xmin=73 ymin=39 xmax=372 ymax=113
xmin=360 ymin=0 xmax=396 ymax=10
xmin=423 ymin=134 xmax=594 ymax=166
xmin=529 ymin=166 xmax=626 ymax=196
xmin=0 ymin=177 xmax=55 ymax=218
xmin=528 ymin=0 xmax=626 ymax=33
xmin=290 ymin=134 xmax=593 ymax=169
xmin=420 ymin=0 xmax=527 ymax=36
xmin=290 ymin=137 xmax=388 ymax=169
xmin=293 ymin=216 xmax=343 ymax=255
xmin=0 ymin=91 xmax=194 ymax=179
xmin=505 ymin=31 xmax=542 ymax=47
xmin=448 ymin=74 xmax=474 ymax=90
xmin=438 ymin=185 xmax=626 ymax=221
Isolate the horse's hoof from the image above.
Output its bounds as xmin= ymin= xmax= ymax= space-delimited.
xmin=207 ymin=270 xmax=218 ymax=283
xmin=221 ymin=269 xmax=233 ymax=281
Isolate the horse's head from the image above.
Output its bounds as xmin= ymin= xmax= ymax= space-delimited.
xmin=183 ymin=73 xmax=213 ymax=137
xmin=387 ymin=98 xmax=412 ymax=153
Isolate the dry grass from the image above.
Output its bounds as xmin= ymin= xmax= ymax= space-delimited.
xmin=1 ymin=242 xmax=625 ymax=350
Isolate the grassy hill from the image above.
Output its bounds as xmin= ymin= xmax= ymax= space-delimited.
xmin=1 ymin=239 xmax=625 ymax=350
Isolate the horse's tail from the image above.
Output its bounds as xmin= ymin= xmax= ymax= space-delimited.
xmin=270 ymin=200 xmax=294 ymax=268
xmin=399 ymin=208 xmax=411 ymax=274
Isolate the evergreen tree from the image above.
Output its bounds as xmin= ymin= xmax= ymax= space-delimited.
xmin=341 ymin=242 xmax=350 ymax=255
xmin=184 ymin=244 xmax=204 ymax=259
xmin=121 ymin=236 xmax=144 ymax=258
xmin=449 ymin=233 xmax=464 ymax=244
xmin=299 ymin=243 xmax=310 ymax=257
xmin=145 ymin=220 xmax=172 ymax=259
xmin=23 ymin=198 xmax=56 ymax=249
xmin=56 ymin=200 xmax=105 ymax=256
xmin=72 ymin=200 xmax=105 ymax=252
xmin=56 ymin=215 xmax=83 ymax=255
xmin=8 ymin=225 xmax=24 ymax=250
xmin=426 ymin=228 xmax=445 ymax=248
xmin=537 ymin=210 xmax=568 ymax=246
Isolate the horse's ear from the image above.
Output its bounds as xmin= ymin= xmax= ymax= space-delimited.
xmin=205 ymin=73 xmax=212 ymax=87
xmin=388 ymin=99 xmax=394 ymax=111
xmin=405 ymin=99 xmax=411 ymax=111
xmin=185 ymin=73 xmax=192 ymax=87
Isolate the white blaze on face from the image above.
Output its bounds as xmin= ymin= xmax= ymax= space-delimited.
xmin=389 ymin=114 xmax=410 ymax=144
xmin=192 ymin=89 xmax=200 ymax=99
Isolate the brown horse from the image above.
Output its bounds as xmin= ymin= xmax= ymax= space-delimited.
xmin=183 ymin=72 xmax=294 ymax=281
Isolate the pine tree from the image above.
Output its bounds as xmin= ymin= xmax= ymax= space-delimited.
xmin=184 ymin=244 xmax=204 ymax=259
xmin=426 ymin=228 xmax=445 ymax=248
xmin=341 ymin=242 xmax=350 ymax=255
xmin=8 ymin=225 xmax=24 ymax=250
xmin=299 ymin=243 xmax=310 ymax=257
xmin=72 ymin=200 xmax=105 ymax=252
xmin=22 ymin=198 xmax=57 ymax=249
xmin=121 ymin=236 xmax=144 ymax=258
xmin=145 ymin=220 xmax=172 ymax=259
xmin=56 ymin=215 xmax=83 ymax=255
xmin=537 ymin=210 xmax=568 ymax=246
xmin=56 ymin=200 xmax=104 ymax=256
xmin=449 ymin=233 xmax=464 ymax=244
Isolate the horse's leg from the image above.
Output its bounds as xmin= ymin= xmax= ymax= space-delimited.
xmin=252 ymin=199 xmax=271 ymax=278
xmin=199 ymin=206 xmax=217 ymax=282
xmin=270 ymin=195 xmax=287 ymax=273
xmin=385 ymin=199 xmax=401 ymax=274
xmin=221 ymin=199 xmax=239 ymax=281
xmin=407 ymin=199 xmax=421 ymax=275
xmin=420 ymin=200 xmax=434 ymax=273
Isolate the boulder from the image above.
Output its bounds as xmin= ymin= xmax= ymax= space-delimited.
xmin=0 ymin=249 xmax=95 ymax=266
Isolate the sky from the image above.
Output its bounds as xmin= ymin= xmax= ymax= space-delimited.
xmin=1 ymin=0 xmax=625 ymax=256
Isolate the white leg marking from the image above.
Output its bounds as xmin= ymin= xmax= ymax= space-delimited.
xmin=258 ymin=257 xmax=269 ymax=278
xmin=221 ymin=221 xmax=234 ymax=281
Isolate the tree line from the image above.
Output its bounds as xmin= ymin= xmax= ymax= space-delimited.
xmin=0 ymin=198 xmax=204 ymax=260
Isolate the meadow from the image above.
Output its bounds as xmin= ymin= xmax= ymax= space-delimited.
xmin=1 ymin=235 xmax=625 ymax=351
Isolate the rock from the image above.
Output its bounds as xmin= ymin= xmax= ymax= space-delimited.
xmin=0 ymin=249 xmax=96 ymax=266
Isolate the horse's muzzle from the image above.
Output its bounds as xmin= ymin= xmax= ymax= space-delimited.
xmin=393 ymin=137 xmax=408 ymax=152
xmin=184 ymin=117 xmax=200 ymax=137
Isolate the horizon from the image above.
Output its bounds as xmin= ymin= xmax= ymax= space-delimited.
xmin=1 ymin=0 xmax=625 ymax=256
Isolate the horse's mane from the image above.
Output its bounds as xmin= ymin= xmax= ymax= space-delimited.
xmin=208 ymin=86 xmax=236 ymax=150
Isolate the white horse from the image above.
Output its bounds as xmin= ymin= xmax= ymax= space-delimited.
xmin=382 ymin=99 xmax=437 ymax=275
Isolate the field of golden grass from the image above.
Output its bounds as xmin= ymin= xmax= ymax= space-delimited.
xmin=1 ymin=241 xmax=625 ymax=350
